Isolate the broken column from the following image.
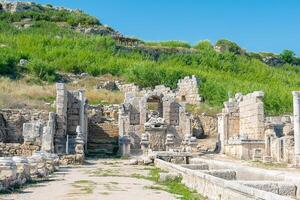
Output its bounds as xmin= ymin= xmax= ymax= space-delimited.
xmin=293 ymin=91 xmax=300 ymax=166
xmin=41 ymin=112 xmax=56 ymax=153
xmin=140 ymin=132 xmax=150 ymax=154
xmin=217 ymin=113 xmax=228 ymax=154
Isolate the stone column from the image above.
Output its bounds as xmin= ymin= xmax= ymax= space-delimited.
xmin=78 ymin=90 xmax=87 ymax=152
xmin=42 ymin=112 xmax=56 ymax=153
xmin=218 ymin=113 xmax=228 ymax=154
xmin=55 ymin=83 xmax=68 ymax=154
xmin=293 ymin=91 xmax=300 ymax=165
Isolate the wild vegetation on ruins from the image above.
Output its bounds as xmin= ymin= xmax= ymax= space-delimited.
xmin=0 ymin=2 xmax=299 ymax=116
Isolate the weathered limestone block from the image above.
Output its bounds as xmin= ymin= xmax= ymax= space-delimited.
xmin=181 ymin=164 xmax=209 ymax=170
xmin=239 ymin=181 xmax=297 ymax=197
xmin=0 ymin=157 xmax=17 ymax=190
xmin=29 ymin=152 xmax=47 ymax=178
xmin=23 ymin=122 xmax=43 ymax=145
xmin=42 ymin=112 xmax=56 ymax=153
xmin=203 ymin=169 xmax=237 ymax=180
xmin=12 ymin=156 xmax=30 ymax=185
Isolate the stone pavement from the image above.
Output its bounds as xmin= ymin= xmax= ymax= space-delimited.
xmin=1 ymin=159 xmax=177 ymax=200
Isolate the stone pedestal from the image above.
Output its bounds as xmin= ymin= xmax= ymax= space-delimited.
xmin=165 ymin=133 xmax=175 ymax=151
xmin=75 ymin=126 xmax=85 ymax=164
xmin=147 ymin=128 xmax=167 ymax=151
xmin=140 ymin=133 xmax=149 ymax=155
xmin=119 ymin=135 xmax=131 ymax=156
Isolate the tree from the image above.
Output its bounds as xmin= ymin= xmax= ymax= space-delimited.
xmin=194 ymin=40 xmax=214 ymax=51
xmin=215 ymin=39 xmax=244 ymax=55
xmin=280 ymin=49 xmax=296 ymax=64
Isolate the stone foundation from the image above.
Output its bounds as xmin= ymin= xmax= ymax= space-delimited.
xmin=0 ymin=152 xmax=59 ymax=192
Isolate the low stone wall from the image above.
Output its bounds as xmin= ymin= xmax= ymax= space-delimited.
xmin=0 ymin=143 xmax=40 ymax=157
xmin=155 ymin=159 xmax=294 ymax=200
xmin=237 ymin=181 xmax=297 ymax=197
xmin=224 ymin=141 xmax=265 ymax=160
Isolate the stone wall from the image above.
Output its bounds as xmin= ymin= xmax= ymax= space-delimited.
xmin=0 ymin=113 xmax=7 ymax=142
xmin=118 ymin=79 xmax=199 ymax=155
xmin=239 ymin=91 xmax=265 ymax=140
xmin=155 ymin=159 xmax=293 ymax=200
xmin=54 ymin=83 xmax=87 ymax=155
xmin=0 ymin=143 xmax=40 ymax=157
xmin=176 ymin=75 xmax=201 ymax=104
xmin=224 ymin=142 xmax=265 ymax=160
xmin=0 ymin=109 xmax=48 ymax=143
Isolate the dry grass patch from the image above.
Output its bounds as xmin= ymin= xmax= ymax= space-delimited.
xmin=0 ymin=77 xmax=55 ymax=110
xmin=0 ymin=75 xmax=125 ymax=109
xmin=85 ymin=89 xmax=124 ymax=105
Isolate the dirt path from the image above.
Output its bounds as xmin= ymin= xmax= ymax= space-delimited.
xmin=1 ymin=159 xmax=177 ymax=200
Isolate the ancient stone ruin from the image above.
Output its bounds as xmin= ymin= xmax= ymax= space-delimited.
xmin=217 ymin=90 xmax=300 ymax=166
xmin=118 ymin=76 xmax=201 ymax=156
xmin=0 ymin=74 xmax=300 ymax=199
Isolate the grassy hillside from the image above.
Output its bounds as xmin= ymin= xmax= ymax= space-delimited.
xmin=0 ymin=5 xmax=299 ymax=115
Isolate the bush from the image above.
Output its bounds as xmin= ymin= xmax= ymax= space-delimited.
xmin=280 ymin=49 xmax=296 ymax=64
xmin=215 ymin=39 xmax=244 ymax=55
xmin=194 ymin=40 xmax=214 ymax=51
xmin=26 ymin=59 xmax=58 ymax=82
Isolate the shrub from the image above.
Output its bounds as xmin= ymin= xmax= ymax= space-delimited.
xmin=194 ymin=40 xmax=214 ymax=51
xmin=26 ymin=59 xmax=58 ymax=82
xmin=215 ymin=39 xmax=244 ymax=55
xmin=280 ymin=49 xmax=296 ymax=64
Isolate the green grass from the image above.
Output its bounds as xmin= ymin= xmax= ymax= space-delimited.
xmin=251 ymin=161 xmax=288 ymax=169
xmin=71 ymin=180 xmax=96 ymax=194
xmin=146 ymin=168 xmax=205 ymax=200
xmin=0 ymin=6 xmax=299 ymax=115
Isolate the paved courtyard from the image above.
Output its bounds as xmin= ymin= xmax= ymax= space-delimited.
xmin=1 ymin=159 xmax=177 ymax=200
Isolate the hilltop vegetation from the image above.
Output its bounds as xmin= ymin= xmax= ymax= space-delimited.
xmin=0 ymin=2 xmax=299 ymax=115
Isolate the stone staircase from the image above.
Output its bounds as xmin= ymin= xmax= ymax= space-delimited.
xmin=87 ymin=122 xmax=119 ymax=158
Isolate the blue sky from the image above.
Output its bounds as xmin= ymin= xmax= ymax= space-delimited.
xmin=32 ymin=0 xmax=300 ymax=55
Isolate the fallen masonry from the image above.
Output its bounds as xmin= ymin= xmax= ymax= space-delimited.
xmin=0 ymin=151 xmax=59 ymax=192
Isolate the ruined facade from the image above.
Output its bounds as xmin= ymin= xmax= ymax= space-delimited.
xmin=119 ymin=76 xmax=201 ymax=155
xmin=218 ymin=91 xmax=300 ymax=165
xmin=0 ymin=84 xmax=88 ymax=163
